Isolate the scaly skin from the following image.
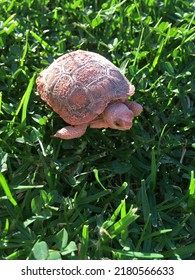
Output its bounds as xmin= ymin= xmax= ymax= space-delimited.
xmin=53 ymin=101 xmax=143 ymax=139
xmin=53 ymin=124 xmax=88 ymax=140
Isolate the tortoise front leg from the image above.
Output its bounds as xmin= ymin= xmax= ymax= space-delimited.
xmin=124 ymin=101 xmax=143 ymax=117
xmin=53 ymin=124 xmax=88 ymax=140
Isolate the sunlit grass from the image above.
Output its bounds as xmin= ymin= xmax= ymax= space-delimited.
xmin=0 ymin=0 xmax=195 ymax=260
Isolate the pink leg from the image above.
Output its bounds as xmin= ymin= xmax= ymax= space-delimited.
xmin=52 ymin=124 xmax=88 ymax=140
xmin=89 ymin=118 xmax=109 ymax=129
xmin=124 ymin=101 xmax=143 ymax=117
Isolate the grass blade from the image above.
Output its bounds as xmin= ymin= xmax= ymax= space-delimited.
xmin=164 ymin=242 xmax=195 ymax=259
xmin=150 ymin=23 xmax=171 ymax=72
xmin=150 ymin=146 xmax=157 ymax=190
xmin=141 ymin=179 xmax=150 ymax=222
xmin=0 ymin=91 xmax=2 ymax=114
xmin=12 ymin=73 xmax=36 ymax=125
xmin=187 ymin=171 xmax=195 ymax=208
xmin=93 ymin=168 xmax=106 ymax=190
xmin=21 ymin=73 xmax=36 ymax=124
xmin=20 ymin=29 xmax=29 ymax=68
xmin=0 ymin=173 xmax=17 ymax=206
xmin=103 ymin=246 xmax=164 ymax=259
xmin=106 ymin=206 xmax=139 ymax=239
xmin=79 ymin=225 xmax=89 ymax=260
xmin=30 ymin=30 xmax=53 ymax=51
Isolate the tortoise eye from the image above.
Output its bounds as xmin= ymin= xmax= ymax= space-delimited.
xmin=114 ymin=122 xmax=121 ymax=126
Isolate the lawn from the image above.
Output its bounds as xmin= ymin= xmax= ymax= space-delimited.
xmin=0 ymin=0 xmax=195 ymax=260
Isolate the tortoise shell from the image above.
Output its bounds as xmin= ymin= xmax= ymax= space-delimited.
xmin=36 ymin=50 xmax=135 ymax=125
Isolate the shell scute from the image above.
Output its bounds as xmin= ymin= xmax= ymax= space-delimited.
xmin=74 ymin=61 xmax=106 ymax=86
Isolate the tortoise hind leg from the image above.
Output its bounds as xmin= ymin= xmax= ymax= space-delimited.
xmin=52 ymin=124 xmax=88 ymax=140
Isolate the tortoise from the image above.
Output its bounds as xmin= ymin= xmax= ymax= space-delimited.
xmin=36 ymin=50 xmax=143 ymax=139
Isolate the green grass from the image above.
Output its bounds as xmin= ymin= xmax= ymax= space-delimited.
xmin=0 ymin=0 xmax=195 ymax=260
